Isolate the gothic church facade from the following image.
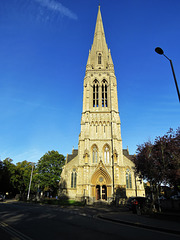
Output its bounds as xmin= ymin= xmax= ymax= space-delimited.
xmin=60 ymin=6 xmax=145 ymax=203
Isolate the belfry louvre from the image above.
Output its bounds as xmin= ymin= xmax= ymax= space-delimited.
xmin=59 ymin=6 xmax=145 ymax=204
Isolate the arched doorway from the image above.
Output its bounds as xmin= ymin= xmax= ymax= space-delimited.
xmin=91 ymin=165 xmax=112 ymax=201
xmin=95 ymin=185 xmax=107 ymax=201
xmin=96 ymin=185 xmax=100 ymax=200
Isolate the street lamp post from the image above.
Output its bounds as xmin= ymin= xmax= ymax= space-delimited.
xmin=27 ymin=163 xmax=34 ymax=201
xmin=155 ymin=47 xmax=180 ymax=103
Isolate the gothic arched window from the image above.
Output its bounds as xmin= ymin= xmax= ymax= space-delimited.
xmin=104 ymin=145 xmax=110 ymax=164
xmin=93 ymin=80 xmax=99 ymax=107
xmin=92 ymin=145 xmax=98 ymax=163
xmin=102 ymin=80 xmax=108 ymax=107
xmin=126 ymin=169 xmax=132 ymax=189
xmin=71 ymin=169 xmax=77 ymax=188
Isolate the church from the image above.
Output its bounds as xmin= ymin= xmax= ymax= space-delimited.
xmin=60 ymin=6 xmax=145 ymax=204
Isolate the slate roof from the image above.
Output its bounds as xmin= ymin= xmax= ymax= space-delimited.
xmin=66 ymin=149 xmax=78 ymax=163
xmin=123 ymin=149 xmax=134 ymax=161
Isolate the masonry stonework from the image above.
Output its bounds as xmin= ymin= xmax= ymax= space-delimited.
xmin=59 ymin=6 xmax=145 ymax=204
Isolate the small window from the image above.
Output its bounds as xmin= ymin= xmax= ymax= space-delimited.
xmin=98 ymin=54 xmax=101 ymax=64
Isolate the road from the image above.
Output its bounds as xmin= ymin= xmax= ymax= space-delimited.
xmin=0 ymin=202 xmax=179 ymax=240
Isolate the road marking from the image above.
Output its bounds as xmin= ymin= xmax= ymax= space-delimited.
xmin=58 ymin=208 xmax=92 ymax=218
xmin=0 ymin=222 xmax=33 ymax=240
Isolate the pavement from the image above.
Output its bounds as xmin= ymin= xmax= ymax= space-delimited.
xmin=51 ymin=203 xmax=180 ymax=235
xmin=97 ymin=208 xmax=180 ymax=235
xmin=64 ymin=204 xmax=180 ymax=235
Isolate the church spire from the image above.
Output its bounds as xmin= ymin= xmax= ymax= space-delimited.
xmin=86 ymin=6 xmax=114 ymax=71
xmin=93 ymin=5 xmax=106 ymax=47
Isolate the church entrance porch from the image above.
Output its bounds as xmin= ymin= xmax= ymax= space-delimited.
xmin=96 ymin=185 xmax=107 ymax=200
xmin=91 ymin=164 xmax=112 ymax=202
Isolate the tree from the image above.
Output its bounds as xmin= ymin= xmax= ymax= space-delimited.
xmin=0 ymin=160 xmax=4 ymax=193
xmin=14 ymin=161 xmax=35 ymax=197
xmin=0 ymin=160 xmax=3 ymax=178
xmin=152 ymin=128 xmax=180 ymax=189
xmin=0 ymin=158 xmax=36 ymax=198
xmin=36 ymin=150 xmax=65 ymax=196
xmin=0 ymin=158 xmax=17 ymax=195
xmin=163 ymin=128 xmax=180 ymax=190
xmin=133 ymin=128 xmax=180 ymax=199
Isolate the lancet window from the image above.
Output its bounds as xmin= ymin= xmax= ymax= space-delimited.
xmin=93 ymin=80 xmax=99 ymax=107
xmin=102 ymin=80 xmax=108 ymax=107
xmin=98 ymin=53 xmax=102 ymax=64
xmin=104 ymin=145 xmax=110 ymax=164
xmin=71 ymin=169 xmax=77 ymax=188
xmin=126 ymin=169 xmax=132 ymax=189
xmin=92 ymin=145 xmax=98 ymax=163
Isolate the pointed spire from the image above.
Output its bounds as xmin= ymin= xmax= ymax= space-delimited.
xmin=85 ymin=6 xmax=115 ymax=72
xmin=86 ymin=6 xmax=112 ymax=70
xmin=93 ymin=5 xmax=105 ymax=43
xmin=91 ymin=5 xmax=108 ymax=54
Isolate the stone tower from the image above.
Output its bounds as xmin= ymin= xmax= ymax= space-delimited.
xmin=60 ymin=6 xmax=145 ymax=203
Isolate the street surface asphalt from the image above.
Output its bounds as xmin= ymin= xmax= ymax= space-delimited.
xmin=0 ymin=200 xmax=179 ymax=240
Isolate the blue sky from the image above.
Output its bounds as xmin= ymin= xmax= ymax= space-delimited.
xmin=0 ymin=0 xmax=180 ymax=164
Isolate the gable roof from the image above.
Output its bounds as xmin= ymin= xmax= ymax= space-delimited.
xmin=66 ymin=149 xmax=78 ymax=163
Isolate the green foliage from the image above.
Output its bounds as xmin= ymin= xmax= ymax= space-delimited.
xmin=36 ymin=150 xmax=65 ymax=195
xmin=0 ymin=158 xmax=35 ymax=197
xmin=0 ymin=158 xmax=17 ymax=195
xmin=0 ymin=160 xmax=3 ymax=183
xmin=14 ymin=161 xmax=35 ymax=195
xmin=40 ymin=198 xmax=84 ymax=206
xmin=0 ymin=150 xmax=65 ymax=198
xmin=133 ymin=128 xmax=180 ymax=189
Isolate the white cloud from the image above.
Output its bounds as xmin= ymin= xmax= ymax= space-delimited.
xmin=34 ymin=0 xmax=77 ymax=20
xmin=13 ymin=149 xmax=44 ymax=163
xmin=0 ymin=149 xmax=43 ymax=164
xmin=12 ymin=98 xmax=57 ymax=111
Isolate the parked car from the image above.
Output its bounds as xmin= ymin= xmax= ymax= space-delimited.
xmin=126 ymin=197 xmax=137 ymax=210
xmin=127 ymin=196 xmax=150 ymax=213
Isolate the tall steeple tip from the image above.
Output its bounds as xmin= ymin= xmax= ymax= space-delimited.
xmin=86 ymin=5 xmax=111 ymax=70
